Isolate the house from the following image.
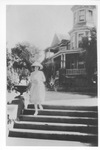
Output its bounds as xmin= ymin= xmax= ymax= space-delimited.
xmin=44 ymin=5 xmax=96 ymax=88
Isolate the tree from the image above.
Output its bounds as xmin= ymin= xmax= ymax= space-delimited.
xmin=42 ymin=58 xmax=55 ymax=82
xmin=81 ymin=27 xmax=97 ymax=82
xmin=6 ymin=47 xmax=12 ymax=67
xmin=11 ymin=42 xmax=41 ymax=71
xmin=7 ymin=48 xmax=13 ymax=91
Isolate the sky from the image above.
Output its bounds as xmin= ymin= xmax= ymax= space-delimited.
xmin=6 ymin=5 xmax=73 ymax=51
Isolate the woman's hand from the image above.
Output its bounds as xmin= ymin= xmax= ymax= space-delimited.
xmin=27 ymin=82 xmax=31 ymax=90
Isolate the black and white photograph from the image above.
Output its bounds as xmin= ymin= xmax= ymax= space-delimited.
xmin=2 ymin=0 xmax=99 ymax=147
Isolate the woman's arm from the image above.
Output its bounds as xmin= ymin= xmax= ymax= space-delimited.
xmin=27 ymin=73 xmax=32 ymax=90
xmin=42 ymin=72 xmax=46 ymax=82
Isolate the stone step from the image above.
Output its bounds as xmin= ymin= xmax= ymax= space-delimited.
xmin=19 ymin=115 xmax=98 ymax=125
xmin=8 ymin=128 xmax=98 ymax=145
xmin=8 ymin=104 xmax=98 ymax=145
xmin=23 ymin=109 xmax=98 ymax=118
xmin=28 ymin=104 xmax=98 ymax=111
xmin=14 ymin=121 xmax=98 ymax=134
xmin=6 ymin=137 xmax=93 ymax=146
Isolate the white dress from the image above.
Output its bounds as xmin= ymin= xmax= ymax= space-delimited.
xmin=29 ymin=71 xmax=46 ymax=104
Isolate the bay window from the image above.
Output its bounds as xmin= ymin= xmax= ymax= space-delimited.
xmin=88 ymin=10 xmax=93 ymax=22
xmin=79 ymin=9 xmax=85 ymax=21
xmin=78 ymin=32 xmax=85 ymax=48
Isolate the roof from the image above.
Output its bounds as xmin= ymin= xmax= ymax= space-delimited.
xmin=56 ymin=33 xmax=70 ymax=41
xmin=51 ymin=33 xmax=70 ymax=47
xmin=51 ymin=49 xmax=86 ymax=59
xmin=71 ymin=5 xmax=96 ymax=12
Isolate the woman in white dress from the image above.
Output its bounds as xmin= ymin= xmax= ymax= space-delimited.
xmin=29 ymin=62 xmax=46 ymax=116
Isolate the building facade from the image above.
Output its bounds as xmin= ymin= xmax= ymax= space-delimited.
xmin=44 ymin=5 xmax=96 ymax=87
xmin=70 ymin=5 xmax=96 ymax=50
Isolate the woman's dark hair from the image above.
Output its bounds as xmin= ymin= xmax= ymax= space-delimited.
xmin=31 ymin=66 xmax=40 ymax=72
xmin=31 ymin=66 xmax=35 ymax=72
xmin=31 ymin=66 xmax=35 ymax=69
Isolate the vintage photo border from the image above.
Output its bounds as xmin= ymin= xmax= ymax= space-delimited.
xmin=0 ymin=0 xmax=100 ymax=149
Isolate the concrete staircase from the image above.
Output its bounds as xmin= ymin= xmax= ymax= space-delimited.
xmin=8 ymin=104 xmax=98 ymax=146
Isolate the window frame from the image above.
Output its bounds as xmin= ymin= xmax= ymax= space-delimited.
xmin=88 ymin=9 xmax=93 ymax=22
xmin=77 ymin=32 xmax=85 ymax=48
xmin=79 ymin=9 xmax=85 ymax=22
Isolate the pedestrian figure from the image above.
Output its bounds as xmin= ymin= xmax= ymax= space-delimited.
xmin=29 ymin=62 xmax=46 ymax=116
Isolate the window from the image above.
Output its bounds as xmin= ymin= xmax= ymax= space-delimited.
xmin=86 ymin=31 xmax=89 ymax=36
xmin=78 ymin=62 xmax=85 ymax=69
xmin=88 ymin=10 xmax=93 ymax=17
xmin=79 ymin=9 xmax=85 ymax=21
xmin=78 ymin=33 xmax=84 ymax=48
xmin=88 ymin=10 xmax=93 ymax=22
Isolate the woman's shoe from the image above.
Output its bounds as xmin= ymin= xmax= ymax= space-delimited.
xmin=39 ymin=105 xmax=43 ymax=110
xmin=34 ymin=111 xmax=38 ymax=116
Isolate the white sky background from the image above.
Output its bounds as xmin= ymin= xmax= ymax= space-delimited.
xmin=6 ymin=5 xmax=73 ymax=51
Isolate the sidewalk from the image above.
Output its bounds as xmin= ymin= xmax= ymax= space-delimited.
xmin=44 ymin=98 xmax=97 ymax=106
xmin=7 ymin=90 xmax=98 ymax=107
xmin=44 ymin=91 xmax=97 ymax=106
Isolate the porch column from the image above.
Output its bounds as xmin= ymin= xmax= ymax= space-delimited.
xmin=63 ymin=54 xmax=66 ymax=68
xmin=61 ymin=54 xmax=66 ymax=68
